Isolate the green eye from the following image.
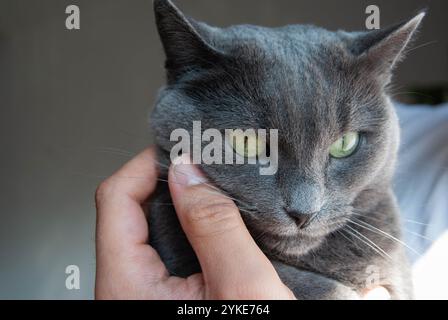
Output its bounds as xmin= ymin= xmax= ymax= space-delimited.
xmin=329 ymin=132 xmax=360 ymax=158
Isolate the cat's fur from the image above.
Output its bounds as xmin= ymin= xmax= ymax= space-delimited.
xmin=149 ymin=0 xmax=424 ymax=299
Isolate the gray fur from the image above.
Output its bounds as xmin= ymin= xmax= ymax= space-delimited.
xmin=149 ymin=0 xmax=424 ymax=299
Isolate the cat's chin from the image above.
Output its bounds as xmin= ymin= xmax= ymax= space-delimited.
xmin=244 ymin=214 xmax=348 ymax=258
xmin=257 ymin=231 xmax=325 ymax=259
xmin=245 ymin=221 xmax=322 ymax=252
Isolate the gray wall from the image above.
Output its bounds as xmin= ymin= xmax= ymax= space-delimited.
xmin=0 ymin=0 xmax=446 ymax=299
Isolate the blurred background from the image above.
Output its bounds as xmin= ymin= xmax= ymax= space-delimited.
xmin=0 ymin=0 xmax=447 ymax=299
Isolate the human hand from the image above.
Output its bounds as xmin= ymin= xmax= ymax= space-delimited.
xmin=94 ymin=147 xmax=390 ymax=300
xmin=94 ymin=148 xmax=295 ymax=299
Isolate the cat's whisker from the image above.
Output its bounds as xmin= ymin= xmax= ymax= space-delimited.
xmin=154 ymin=177 xmax=229 ymax=202
xmin=71 ymin=172 xmax=157 ymax=181
xmin=144 ymin=196 xmax=257 ymax=216
xmin=162 ymin=177 xmax=257 ymax=211
xmin=387 ymin=83 xmax=405 ymax=93
xmin=200 ymin=187 xmax=256 ymax=210
xmin=74 ymin=157 xmax=257 ymax=211
xmin=350 ymin=212 xmax=386 ymax=220
xmin=350 ymin=212 xmax=433 ymax=241
xmin=337 ymin=229 xmax=364 ymax=251
xmin=390 ymin=91 xmax=436 ymax=101
xmin=348 ymin=218 xmax=421 ymax=256
xmin=96 ymin=146 xmax=136 ymax=156
xmin=238 ymin=206 xmax=259 ymax=215
xmin=170 ymin=167 xmax=259 ymax=210
xmin=96 ymin=150 xmax=135 ymax=158
xmin=344 ymin=225 xmax=393 ymax=261
xmin=406 ymin=230 xmax=433 ymax=242
xmin=351 ymin=209 xmax=433 ymax=227
xmin=401 ymin=218 xmax=432 ymax=227
xmin=405 ymin=40 xmax=438 ymax=54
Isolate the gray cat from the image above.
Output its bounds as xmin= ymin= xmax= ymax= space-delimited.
xmin=149 ymin=0 xmax=424 ymax=299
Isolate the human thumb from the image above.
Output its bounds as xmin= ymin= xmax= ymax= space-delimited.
xmin=168 ymin=154 xmax=294 ymax=299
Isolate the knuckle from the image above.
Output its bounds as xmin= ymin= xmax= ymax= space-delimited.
xmin=95 ymin=178 xmax=115 ymax=205
xmin=185 ymin=198 xmax=240 ymax=237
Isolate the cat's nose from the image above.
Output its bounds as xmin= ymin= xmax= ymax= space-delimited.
xmin=286 ymin=179 xmax=323 ymax=227
xmin=286 ymin=210 xmax=316 ymax=229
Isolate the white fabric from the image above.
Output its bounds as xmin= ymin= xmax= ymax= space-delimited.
xmin=394 ymin=102 xmax=448 ymax=299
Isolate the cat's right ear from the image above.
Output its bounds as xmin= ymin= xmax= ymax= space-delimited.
xmin=154 ymin=0 xmax=222 ymax=82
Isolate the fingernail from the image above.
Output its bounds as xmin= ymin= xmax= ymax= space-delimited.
xmin=172 ymin=154 xmax=207 ymax=186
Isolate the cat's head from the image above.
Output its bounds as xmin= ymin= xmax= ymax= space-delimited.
xmin=151 ymin=0 xmax=424 ymax=256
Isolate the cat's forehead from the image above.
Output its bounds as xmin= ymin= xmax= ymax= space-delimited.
xmin=217 ymin=27 xmax=357 ymax=118
xmin=219 ymin=24 xmax=349 ymax=65
xmin=218 ymin=25 xmax=355 ymax=98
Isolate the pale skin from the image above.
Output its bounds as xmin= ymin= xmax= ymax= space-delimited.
xmin=95 ymin=147 xmax=389 ymax=300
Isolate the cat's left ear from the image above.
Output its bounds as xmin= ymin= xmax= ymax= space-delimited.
xmin=351 ymin=11 xmax=426 ymax=80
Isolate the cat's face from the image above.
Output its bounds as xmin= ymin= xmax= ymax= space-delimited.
xmin=152 ymin=0 xmax=423 ymax=255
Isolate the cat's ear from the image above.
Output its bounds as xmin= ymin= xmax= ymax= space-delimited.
xmin=351 ymin=11 xmax=426 ymax=80
xmin=154 ymin=0 xmax=222 ymax=82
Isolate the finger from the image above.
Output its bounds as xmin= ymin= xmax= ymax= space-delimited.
xmin=169 ymin=154 xmax=291 ymax=299
xmin=95 ymin=147 xmax=176 ymax=298
xmin=97 ymin=147 xmax=159 ymax=203
xmin=95 ymin=147 xmax=158 ymax=249
xmin=363 ymin=287 xmax=391 ymax=300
